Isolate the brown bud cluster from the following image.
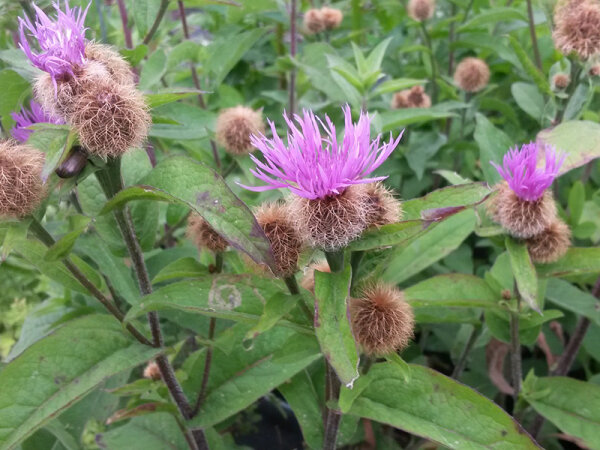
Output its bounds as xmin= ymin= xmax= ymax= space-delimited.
xmin=186 ymin=213 xmax=229 ymax=253
xmin=407 ymin=0 xmax=435 ymax=22
xmin=215 ymin=106 xmax=264 ymax=155
xmin=553 ymin=0 xmax=600 ymax=60
xmin=391 ymin=85 xmax=431 ymax=109
xmin=143 ymin=361 xmax=162 ymax=381
xmin=454 ymin=57 xmax=490 ymax=93
xmin=303 ymin=7 xmax=343 ymax=34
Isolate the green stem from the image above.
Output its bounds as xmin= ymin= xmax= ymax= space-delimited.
xmin=451 ymin=319 xmax=482 ymax=379
xmin=284 ymin=275 xmax=314 ymax=323
xmin=526 ymin=0 xmax=542 ymax=71
xmin=142 ymin=0 xmax=170 ymax=44
xmin=350 ymin=251 xmax=364 ymax=290
xmin=420 ymin=22 xmax=438 ymax=104
xmin=325 ymin=250 xmax=345 ymax=272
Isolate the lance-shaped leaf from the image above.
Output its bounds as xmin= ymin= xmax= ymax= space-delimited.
xmin=536 ymin=247 xmax=600 ymax=278
xmin=346 ymin=220 xmax=427 ymax=251
xmin=506 ymin=237 xmax=539 ymax=313
xmin=99 ymin=157 xmax=275 ymax=270
xmin=0 ymin=315 xmax=160 ymax=450
xmin=314 ymin=266 xmax=360 ymax=388
xmin=404 ymin=274 xmax=500 ymax=308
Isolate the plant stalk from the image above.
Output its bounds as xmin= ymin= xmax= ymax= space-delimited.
xmin=284 ymin=275 xmax=314 ymax=323
xmin=451 ymin=320 xmax=482 ymax=379
xmin=420 ymin=22 xmax=438 ymax=104
xmin=323 ymin=361 xmax=342 ymax=450
xmin=325 ymin=250 xmax=345 ymax=273
xmin=526 ymin=0 xmax=542 ymax=71
xmin=116 ymin=0 xmax=133 ymax=49
xmin=509 ymin=301 xmax=522 ymax=402
xmin=288 ymin=0 xmax=298 ymax=116
xmin=143 ymin=0 xmax=170 ymax=44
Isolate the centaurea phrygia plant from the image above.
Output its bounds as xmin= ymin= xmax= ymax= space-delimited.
xmin=490 ymin=142 xmax=565 ymax=238
xmin=11 ymin=101 xmax=64 ymax=143
xmin=242 ymin=105 xmax=402 ymax=250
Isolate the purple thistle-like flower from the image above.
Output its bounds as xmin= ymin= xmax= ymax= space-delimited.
xmin=19 ymin=1 xmax=89 ymax=83
xmin=240 ymin=105 xmax=403 ymax=200
xmin=491 ymin=142 xmax=566 ymax=202
xmin=10 ymin=101 xmax=65 ymax=143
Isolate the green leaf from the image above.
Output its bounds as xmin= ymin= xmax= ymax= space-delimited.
xmin=245 ymin=292 xmax=302 ymax=340
xmin=347 ymin=220 xmax=427 ymax=251
xmin=507 ymin=35 xmax=552 ymax=96
xmin=474 ymin=113 xmax=514 ymax=185
xmin=44 ymin=215 xmax=91 ymax=261
xmin=1 ymin=221 xmax=30 ymax=262
xmin=139 ymin=49 xmax=167 ymax=90
xmin=314 ymin=267 xmax=359 ymax=388
xmin=506 ymin=237 xmax=539 ymax=313
xmin=522 ymin=374 xmax=600 ymax=448
xmin=187 ymin=324 xmax=321 ymax=428
xmin=511 ymin=82 xmax=545 ymax=122
xmin=545 ymin=278 xmax=600 ymax=326
xmin=151 ymin=257 xmax=206 ymax=283
xmin=371 ymin=78 xmax=425 ymax=97
xmin=100 ymin=157 xmax=275 ymax=270
xmin=0 ymin=69 xmax=30 ymax=130
xmin=404 ymin=274 xmax=499 ymax=308
xmin=132 ymin=0 xmax=162 ymax=37
xmin=382 ymin=210 xmax=476 ymax=284
xmin=348 ymin=362 xmax=539 ymax=449
xmin=568 ymin=180 xmax=585 ymax=225
xmin=434 ymin=170 xmax=472 ymax=186
xmin=145 ymin=90 xmax=202 ymax=109
xmin=537 ymin=247 xmax=600 ymax=278
xmin=0 ymin=315 xmax=160 ymax=450
xmin=120 ymin=45 xmax=148 ymax=67
xmin=26 ymin=125 xmax=74 ymax=182
xmin=563 ymin=83 xmax=592 ymax=121
xmin=351 ymin=42 xmax=369 ymax=77
xmin=365 ymin=37 xmax=392 ymax=73
xmin=459 ymin=8 xmax=527 ymax=31
xmin=379 ymin=105 xmax=461 ymax=132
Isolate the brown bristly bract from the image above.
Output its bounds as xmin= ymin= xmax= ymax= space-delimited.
xmin=454 ymin=57 xmax=490 ymax=93
xmin=143 ymin=361 xmax=161 ymax=381
xmin=391 ymin=91 xmax=410 ymax=109
xmin=552 ymin=73 xmax=571 ymax=89
xmin=407 ymin=0 xmax=435 ymax=21
xmin=0 ymin=140 xmax=45 ymax=218
xmin=85 ymin=42 xmax=135 ymax=86
xmin=186 ymin=213 xmax=228 ymax=253
xmin=553 ymin=0 xmax=600 ymax=60
xmin=300 ymin=260 xmax=330 ymax=293
xmin=526 ymin=219 xmax=571 ymax=263
xmin=303 ymin=9 xmax=325 ymax=34
xmin=255 ymin=202 xmax=302 ymax=277
xmin=364 ymin=182 xmax=402 ymax=227
xmin=391 ymin=85 xmax=431 ymax=109
xmin=350 ymin=282 xmax=415 ymax=356
xmin=215 ymin=106 xmax=264 ymax=155
xmin=590 ymin=65 xmax=600 ymax=76
xmin=489 ymin=182 xmax=557 ymax=238
xmin=288 ymin=184 xmax=370 ymax=251
xmin=321 ymin=7 xmax=343 ymax=30
xmin=69 ymin=80 xmax=150 ymax=158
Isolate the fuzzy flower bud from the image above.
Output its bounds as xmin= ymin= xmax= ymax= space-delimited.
xmin=84 ymin=42 xmax=135 ymax=86
xmin=143 ymin=361 xmax=161 ymax=381
xmin=391 ymin=85 xmax=431 ymax=109
xmin=350 ymin=283 xmax=415 ymax=356
xmin=454 ymin=57 xmax=490 ymax=93
xmin=303 ymin=9 xmax=325 ymax=34
xmin=526 ymin=220 xmax=571 ymax=263
xmin=321 ymin=7 xmax=343 ymax=30
xmin=553 ymin=0 xmax=600 ymax=60
xmin=10 ymin=101 xmax=64 ymax=143
xmin=408 ymin=0 xmax=435 ymax=21
xmin=255 ymin=202 xmax=302 ymax=277
xmin=364 ymin=182 xmax=403 ymax=227
xmin=552 ymin=73 xmax=571 ymax=89
xmin=215 ymin=106 xmax=264 ymax=155
xmin=0 ymin=140 xmax=46 ymax=218
xmin=590 ymin=65 xmax=600 ymax=76
xmin=187 ymin=213 xmax=228 ymax=253
xmin=300 ymin=260 xmax=330 ymax=293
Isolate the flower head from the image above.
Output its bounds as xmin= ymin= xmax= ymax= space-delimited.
xmin=10 ymin=101 xmax=64 ymax=143
xmin=19 ymin=1 xmax=89 ymax=83
xmin=491 ymin=143 xmax=565 ymax=202
xmin=242 ymin=105 xmax=402 ymax=200
xmin=553 ymin=0 xmax=600 ymax=60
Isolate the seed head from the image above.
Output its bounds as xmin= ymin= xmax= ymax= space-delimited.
xmin=364 ymin=182 xmax=402 ymax=227
xmin=187 ymin=213 xmax=228 ymax=253
xmin=255 ymin=202 xmax=302 ymax=277
xmin=10 ymin=101 xmax=64 ymax=143
xmin=526 ymin=220 xmax=571 ymax=263
xmin=552 ymin=73 xmax=571 ymax=89
xmin=408 ymin=0 xmax=435 ymax=21
xmin=241 ymin=105 xmax=402 ymax=200
xmin=350 ymin=283 xmax=415 ymax=356
xmin=300 ymin=260 xmax=330 ymax=292
xmin=143 ymin=361 xmax=161 ymax=381
xmin=69 ymin=80 xmax=150 ymax=158
xmin=454 ymin=57 xmax=490 ymax=92
xmin=0 ymin=140 xmax=46 ymax=218
xmin=553 ymin=0 xmax=600 ymax=60
xmin=303 ymin=9 xmax=325 ymax=33
xmin=321 ymin=7 xmax=343 ymax=30
xmin=85 ymin=42 xmax=135 ymax=86
xmin=391 ymin=85 xmax=431 ymax=109
xmin=215 ymin=106 xmax=264 ymax=155
xmin=489 ymin=182 xmax=558 ymax=238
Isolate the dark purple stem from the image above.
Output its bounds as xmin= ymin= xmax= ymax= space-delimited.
xmin=288 ymin=0 xmax=297 ymax=117
xmin=116 ymin=0 xmax=133 ymax=49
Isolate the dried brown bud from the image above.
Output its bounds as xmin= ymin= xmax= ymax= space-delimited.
xmin=489 ymin=183 xmax=557 ymax=238
xmin=143 ymin=361 xmax=161 ymax=381
xmin=526 ymin=220 xmax=571 ymax=263
xmin=553 ymin=0 xmax=600 ymax=60
xmin=553 ymin=73 xmax=571 ymax=89
xmin=0 ymin=140 xmax=45 ymax=218
xmin=454 ymin=57 xmax=490 ymax=93
xmin=407 ymin=0 xmax=435 ymax=21
xmin=303 ymin=9 xmax=325 ymax=34
xmin=300 ymin=260 xmax=330 ymax=293
xmin=321 ymin=7 xmax=343 ymax=30
xmin=391 ymin=85 xmax=431 ymax=109
xmin=350 ymin=283 xmax=415 ymax=356
xmin=364 ymin=182 xmax=402 ymax=227
xmin=186 ymin=213 xmax=228 ymax=253
xmin=85 ymin=42 xmax=135 ymax=86
xmin=288 ymin=184 xmax=370 ymax=251
xmin=215 ymin=106 xmax=264 ymax=155
xmin=501 ymin=289 xmax=512 ymax=300
xmin=590 ymin=65 xmax=600 ymax=76
xmin=255 ymin=202 xmax=302 ymax=277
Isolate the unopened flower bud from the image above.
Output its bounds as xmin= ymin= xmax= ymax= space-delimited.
xmin=85 ymin=42 xmax=135 ymax=86
xmin=590 ymin=65 xmax=600 ymax=76
xmin=300 ymin=260 xmax=330 ymax=293
xmin=526 ymin=219 xmax=571 ymax=263
xmin=408 ymin=0 xmax=435 ymax=21
xmin=288 ymin=184 xmax=370 ymax=251
xmin=454 ymin=57 xmax=490 ymax=93
xmin=553 ymin=73 xmax=571 ymax=89
xmin=553 ymin=0 xmax=600 ymax=60
xmin=216 ymin=106 xmax=264 ymax=156
xmin=55 ymin=146 xmax=87 ymax=179
xmin=350 ymin=283 xmax=415 ymax=356
xmin=303 ymin=9 xmax=325 ymax=34
xmin=392 ymin=85 xmax=431 ymax=109
xmin=364 ymin=182 xmax=402 ymax=227
xmin=143 ymin=361 xmax=161 ymax=381
xmin=187 ymin=213 xmax=228 ymax=253
xmin=321 ymin=7 xmax=343 ymax=30
xmin=0 ymin=140 xmax=45 ymax=218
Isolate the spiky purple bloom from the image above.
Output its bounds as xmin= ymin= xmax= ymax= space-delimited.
xmin=491 ymin=142 xmax=566 ymax=202
xmin=10 ymin=101 xmax=65 ymax=143
xmin=240 ymin=105 xmax=402 ymax=200
xmin=19 ymin=1 xmax=89 ymax=84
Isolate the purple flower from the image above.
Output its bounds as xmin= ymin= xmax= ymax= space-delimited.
xmin=491 ymin=142 xmax=566 ymax=202
xmin=240 ymin=105 xmax=403 ymax=200
xmin=10 ymin=101 xmax=65 ymax=143
xmin=19 ymin=1 xmax=89 ymax=84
